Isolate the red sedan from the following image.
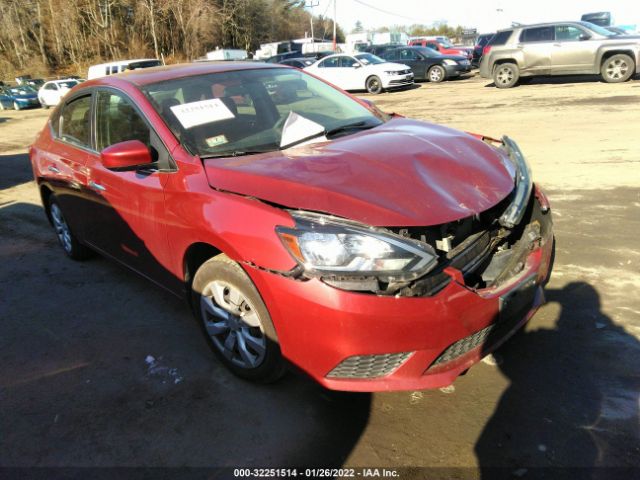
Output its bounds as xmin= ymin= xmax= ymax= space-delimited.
xmin=30 ymin=63 xmax=553 ymax=391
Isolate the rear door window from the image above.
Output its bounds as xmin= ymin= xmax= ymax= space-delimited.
xmin=60 ymin=95 xmax=92 ymax=148
xmin=520 ymin=26 xmax=555 ymax=43
xmin=488 ymin=30 xmax=513 ymax=46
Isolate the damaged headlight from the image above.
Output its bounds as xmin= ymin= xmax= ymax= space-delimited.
xmin=499 ymin=136 xmax=533 ymax=228
xmin=276 ymin=212 xmax=438 ymax=281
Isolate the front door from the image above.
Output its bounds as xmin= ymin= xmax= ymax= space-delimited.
xmin=551 ymin=24 xmax=598 ymax=74
xmin=83 ymin=88 xmax=177 ymax=290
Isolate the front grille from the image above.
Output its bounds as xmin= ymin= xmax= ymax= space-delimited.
xmin=389 ymin=79 xmax=413 ymax=85
xmin=428 ymin=295 xmax=530 ymax=369
xmin=327 ymin=352 xmax=412 ymax=379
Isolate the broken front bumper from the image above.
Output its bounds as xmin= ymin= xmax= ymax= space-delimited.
xmin=245 ymin=188 xmax=554 ymax=392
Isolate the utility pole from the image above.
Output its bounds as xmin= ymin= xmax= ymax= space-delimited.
xmin=332 ymin=0 xmax=337 ymax=51
xmin=305 ymin=0 xmax=319 ymax=40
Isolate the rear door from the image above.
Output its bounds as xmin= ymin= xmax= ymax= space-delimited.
xmin=45 ymin=94 xmax=93 ymax=237
xmin=551 ymin=24 xmax=598 ymax=73
xmin=83 ymin=88 xmax=177 ymax=289
xmin=518 ymin=26 xmax=554 ymax=74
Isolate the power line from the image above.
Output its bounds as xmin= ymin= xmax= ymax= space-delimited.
xmin=350 ymin=0 xmax=424 ymax=23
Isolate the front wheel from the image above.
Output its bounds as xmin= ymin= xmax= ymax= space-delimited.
xmin=601 ymin=54 xmax=635 ymax=83
xmin=427 ymin=65 xmax=446 ymax=83
xmin=191 ymin=254 xmax=286 ymax=383
xmin=365 ymin=75 xmax=383 ymax=94
xmin=493 ymin=62 xmax=520 ymax=88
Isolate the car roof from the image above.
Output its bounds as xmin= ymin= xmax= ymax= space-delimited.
xmin=89 ymin=59 xmax=159 ymax=68
xmin=79 ymin=62 xmax=284 ymax=88
xmin=497 ymin=21 xmax=586 ymax=32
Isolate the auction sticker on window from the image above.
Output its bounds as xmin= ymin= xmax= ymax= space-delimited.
xmin=170 ymin=98 xmax=235 ymax=129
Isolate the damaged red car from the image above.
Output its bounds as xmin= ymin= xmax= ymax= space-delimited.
xmin=30 ymin=63 xmax=554 ymax=391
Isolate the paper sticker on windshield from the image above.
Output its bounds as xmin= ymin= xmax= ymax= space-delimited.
xmin=205 ymin=135 xmax=228 ymax=147
xmin=170 ymin=98 xmax=235 ymax=129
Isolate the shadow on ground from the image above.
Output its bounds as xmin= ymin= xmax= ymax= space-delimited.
xmin=476 ymin=282 xmax=640 ymax=479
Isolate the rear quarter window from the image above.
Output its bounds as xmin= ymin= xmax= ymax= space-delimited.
xmin=520 ymin=26 xmax=555 ymax=43
xmin=489 ymin=30 xmax=513 ymax=46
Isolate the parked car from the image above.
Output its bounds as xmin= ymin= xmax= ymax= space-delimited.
xmin=305 ymin=53 xmax=414 ymax=93
xmin=38 ymin=79 xmax=80 ymax=109
xmin=409 ymin=38 xmax=473 ymax=61
xmin=87 ymin=59 xmax=162 ymax=79
xmin=265 ymin=51 xmax=302 ymax=63
xmin=0 ymin=85 xmax=41 ymax=110
xmin=381 ymin=46 xmax=471 ymax=82
xmin=480 ymin=21 xmax=640 ymax=88
xmin=30 ymin=62 xmax=554 ymax=392
xmin=277 ymin=57 xmax=315 ymax=69
xmin=364 ymin=43 xmax=404 ymax=57
xmin=473 ymin=33 xmax=495 ymax=66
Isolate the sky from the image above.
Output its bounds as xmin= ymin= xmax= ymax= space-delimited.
xmin=306 ymin=0 xmax=640 ymax=34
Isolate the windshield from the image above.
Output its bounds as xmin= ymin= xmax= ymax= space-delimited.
xmin=579 ymin=21 xmax=617 ymax=37
xmin=9 ymin=86 xmax=35 ymax=95
xmin=415 ymin=47 xmax=440 ymax=58
xmin=57 ymin=81 xmax=79 ymax=89
xmin=143 ymin=67 xmax=387 ymax=157
xmin=354 ymin=53 xmax=385 ymax=65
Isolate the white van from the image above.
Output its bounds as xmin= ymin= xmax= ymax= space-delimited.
xmin=87 ymin=59 xmax=162 ymax=80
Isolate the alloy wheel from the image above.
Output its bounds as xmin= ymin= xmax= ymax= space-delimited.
xmin=429 ymin=67 xmax=444 ymax=82
xmin=606 ymin=59 xmax=629 ymax=80
xmin=50 ymin=203 xmax=73 ymax=254
xmin=496 ymin=66 xmax=514 ymax=85
xmin=200 ymin=280 xmax=267 ymax=369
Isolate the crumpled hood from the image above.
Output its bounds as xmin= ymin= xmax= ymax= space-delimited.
xmin=204 ymin=118 xmax=515 ymax=226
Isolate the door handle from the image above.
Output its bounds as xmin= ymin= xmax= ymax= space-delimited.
xmin=89 ymin=180 xmax=106 ymax=192
xmin=47 ymin=165 xmax=61 ymax=174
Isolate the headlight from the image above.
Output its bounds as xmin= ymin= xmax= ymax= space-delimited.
xmin=443 ymin=59 xmax=458 ymax=66
xmin=499 ymin=136 xmax=533 ymax=228
xmin=384 ymin=70 xmax=399 ymax=75
xmin=276 ymin=212 xmax=438 ymax=281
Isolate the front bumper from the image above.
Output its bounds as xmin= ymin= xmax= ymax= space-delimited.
xmin=382 ymin=72 xmax=414 ymax=89
xmin=444 ymin=63 xmax=472 ymax=77
xmin=247 ymin=189 xmax=554 ymax=392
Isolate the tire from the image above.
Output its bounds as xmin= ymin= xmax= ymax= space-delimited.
xmin=427 ymin=65 xmax=446 ymax=83
xmin=13 ymin=101 xmax=21 ymax=111
xmin=493 ymin=62 xmax=520 ymax=88
xmin=48 ymin=195 xmax=93 ymax=260
xmin=365 ymin=75 xmax=383 ymax=94
xmin=191 ymin=254 xmax=286 ymax=383
xmin=601 ymin=54 xmax=635 ymax=83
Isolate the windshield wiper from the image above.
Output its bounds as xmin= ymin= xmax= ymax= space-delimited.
xmin=201 ymin=150 xmax=273 ymax=159
xmin=280 ymin=121 xmax=378 ymax=150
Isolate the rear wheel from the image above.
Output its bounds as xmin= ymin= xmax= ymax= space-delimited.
xmin=493 ymin=62 xmax=520 ymax=88
xmin=365 ymin=75 xmax=383 ymax=94
xmin=191 ymin=254 xmax=286 ymax=383
xmin=48 ymin=196 xmax=93 ymax=260
xmin=601 ymin=54 xmax=635 ymax=83
xmin=427 ymin=65 xmax=446 ymax=83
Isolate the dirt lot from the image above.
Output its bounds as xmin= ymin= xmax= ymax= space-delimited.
xmin=1 ymin=74 xmax=639 ymax=478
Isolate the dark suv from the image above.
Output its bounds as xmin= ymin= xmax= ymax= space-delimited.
xmin=480 ymin=21 xmax=640 ymax=88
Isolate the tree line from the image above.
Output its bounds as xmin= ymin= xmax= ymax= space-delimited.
xmin=0 ymin=0 xmax=344 ymax=79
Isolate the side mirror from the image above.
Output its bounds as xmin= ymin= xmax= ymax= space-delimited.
xmin=579 ymin=33 xmax=591 ymax=41
xmin=101 ymin=140 xmax=153 ymax=170
xmin=352 ymin=62 xmax=361 ymax=68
